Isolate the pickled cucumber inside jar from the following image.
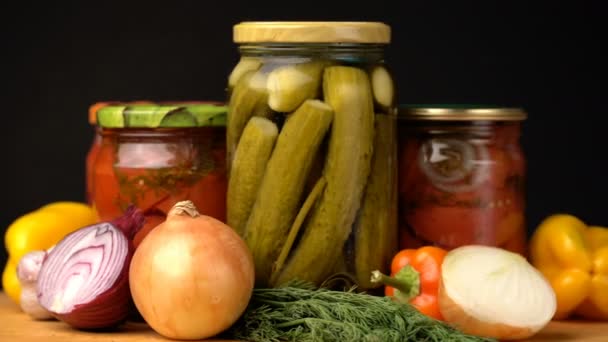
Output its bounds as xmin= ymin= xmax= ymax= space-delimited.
xmin=397 ymin=107 xmax=527 ymax=255
xmin=226 ymin=21 xmax=399 ymax=288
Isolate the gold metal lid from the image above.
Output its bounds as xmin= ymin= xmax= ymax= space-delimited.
xmin=399 ymin=105 xmax=527 ymax=121
xmin=233 ymin=21 xmax=391 ymax=44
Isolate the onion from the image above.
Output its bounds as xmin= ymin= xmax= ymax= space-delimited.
xmin=36 ymin=206 xmax=144 ymax=329
xmin=129 ymin=200 xmax=255 ymax=340
xmin=439 ymin=245 xmax=556 ymax=340
xmin=17 ymin=250 xmax=53 ymax=320
xmin=17 ymin=250 xmax=47 ymax=284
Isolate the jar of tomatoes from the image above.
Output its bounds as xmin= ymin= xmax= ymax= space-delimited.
xmin=86 ymin=100 xmax=155 ymax=205
xmin=86 ymin=102 xmax=106 ymax=205
xmin=90 ymin=102 xmax=228 ymax=238
xmin=398 ymin=106 xmax=527 ymax=255
xmin=226 ymin=21 xmax=398 ymax=289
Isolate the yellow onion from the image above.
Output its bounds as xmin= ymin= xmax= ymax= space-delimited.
xmin=129 ymin=200 xmax=255 ymax=340
xmin=439 ymin=245 xmax=556 ymax=340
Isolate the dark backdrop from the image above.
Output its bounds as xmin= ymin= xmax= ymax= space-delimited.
xmin=1 ymin=2 xmax=604 ymax=286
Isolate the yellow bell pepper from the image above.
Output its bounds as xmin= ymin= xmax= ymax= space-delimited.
xmin=2 ymin=259 xmax=20 ymax=304
xmin=530 ymin=213 xmax=608 ymax=320
xmin=2 ymin=201 xmax=98 ymax=305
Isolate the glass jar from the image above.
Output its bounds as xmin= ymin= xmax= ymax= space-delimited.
xmin=398 ymin=106 xmax=527 ymax=255
xmin=227 ymin=21 xmax=398 ymax=289
xmin=86 ymin=100 xmax=155 ymax=205
xmin=86 ymin=102 xmax=107 ymax=205
xmin=90 ymin=102 xmax=228 ymax=233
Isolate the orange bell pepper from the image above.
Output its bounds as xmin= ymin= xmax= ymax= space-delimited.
xmin=371 ymin=246 xmax=447 ymax=320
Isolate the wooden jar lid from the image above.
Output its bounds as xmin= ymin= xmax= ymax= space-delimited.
xmin=233 ymin=21 xmax=391 ymax=44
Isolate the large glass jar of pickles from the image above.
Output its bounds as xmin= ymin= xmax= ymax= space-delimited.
xmin=226 ymin=21 xmax=398 ymax=289
xmin=91 ymin=102 xmax=228 ymax=238
xmin=398 ymin=106 xmax=527 ymax=255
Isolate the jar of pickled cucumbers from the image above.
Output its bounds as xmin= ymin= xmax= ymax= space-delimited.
xmin=90 ymin=102 xmax=228 ymax=236
xmin=226 ymin=21 xmax=398 ymax=289
xmin=398 ymin=106 xmax=527 ymax=256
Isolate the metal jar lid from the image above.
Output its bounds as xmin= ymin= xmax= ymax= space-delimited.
xmin=233 ymin=21 xmax=391 ymax=44
xmin=95 ymin=102 xmax=227 ymax=128
xmin=398 ymin=105 xmax=527 ymax=121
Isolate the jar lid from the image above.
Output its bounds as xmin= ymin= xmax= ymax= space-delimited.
xmin=88 ymin=102 xmax=111 ymax=125
xmin=88 ymin=100 xmax=156 ymax=125
xmin=399 ymin=105 xmax=527 ymax=121
xmin=233 ymin=21 xmax=391 ymax=44
xmin=96 ymin=102 xmax=227 ymax=128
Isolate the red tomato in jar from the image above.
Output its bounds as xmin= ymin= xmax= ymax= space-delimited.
xmin=398 ymin=225 xmax=426 ymax=250
xmin=405 ymin=205 xmax=524 ymax=250
xmin=398 ymin=139 xmax=422 ymax=196
xmin=500 ymin=228 xmax=528 ymax=256
xmin=398 ymin=121 xmax=527 ymax=252
xmin=133 ymin=214 xmax=166 ymax=248
xmin=92 ymin=144 xmax=124 ymax=221
xmin=406 ymin=206 xmax=489 ymax=248
xmin=155 ymin=170 xmax=227 ymax=222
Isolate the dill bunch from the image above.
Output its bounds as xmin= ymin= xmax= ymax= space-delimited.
xmin=226 ymin=280 xmax=495 ymax=342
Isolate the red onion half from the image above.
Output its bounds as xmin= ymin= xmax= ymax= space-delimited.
xmin=37 ymin=206 xmax=144 ymax=329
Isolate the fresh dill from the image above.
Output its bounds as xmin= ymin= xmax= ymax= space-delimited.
xmin=226 ymin=280 xmax=495 ymax=342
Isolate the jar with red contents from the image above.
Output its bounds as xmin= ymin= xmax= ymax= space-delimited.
xmin=90 ymin=102 xmax=228 ymax=242
xmin=86 ymin=100 xmax=154 ymax=205
xmin=398 ymin=106 xmax=527 ymax=255
xmin=86 ymin=102 xmax=106 ymax=205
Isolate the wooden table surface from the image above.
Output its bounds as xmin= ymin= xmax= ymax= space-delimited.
xmin=1 ymin=292 xmax=607 ymax=341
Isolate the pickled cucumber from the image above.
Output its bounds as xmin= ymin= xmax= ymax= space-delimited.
xmin=352 ymin=113 xmax=398 ymax=289
xmin=266 ymin=61 xmax=324 ymax=112
xmin=227 ymin=117 xmax=279 ymax=236
xmin=272 ymin=66 xmax=375 ymax=286
xmin=244 ymin=99 xmax=334 ymax=286
xmin=269 ymin=177 xmax=327 ymax=286
xmin=370 ymin=66 xmax=394 ymax=111
xmin=228 ymin=57 xmax=262 ymax=88
xmin=226 ymin=70 xmax=269 ymax=164
xmin=252 ymin=100 xmax=275 ymax=120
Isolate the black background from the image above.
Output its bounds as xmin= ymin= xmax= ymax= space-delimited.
xmin=1 ymin=2 xmax=605 ymax=286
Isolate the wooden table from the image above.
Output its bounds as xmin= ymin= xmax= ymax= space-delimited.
xmin=0 ymin=293 xmax=236 ymax=342
xmin=1 ymin=293 xmax=606 ymax=341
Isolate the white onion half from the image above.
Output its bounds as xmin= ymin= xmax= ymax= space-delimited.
xmin=439 ymin=245 xmax=556 ymax=340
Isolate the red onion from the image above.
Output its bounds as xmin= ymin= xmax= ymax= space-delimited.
xmin=36 ymin=205 xmax=144 ymax=329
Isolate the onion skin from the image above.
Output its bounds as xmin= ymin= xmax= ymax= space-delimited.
xmin=129 ymin=200 xmax=255 ymax=340
xmin=438 ymin=280 xmax=536 ymax=340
